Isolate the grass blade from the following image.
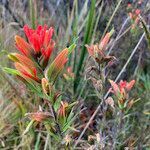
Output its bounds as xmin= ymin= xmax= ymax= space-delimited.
xmin=74 ymin=0 xmax=96 ymax=92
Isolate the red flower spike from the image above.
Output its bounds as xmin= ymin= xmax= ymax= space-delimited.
xmin=15 ymin=35 xmax=32 ymax=56
xmin=86 ymin=29 xmax=115 ymax=65
xmin=110 ymin=80 xmax=135 ymax=96
xmin=23 ymin=25 xmax=54 ymax=54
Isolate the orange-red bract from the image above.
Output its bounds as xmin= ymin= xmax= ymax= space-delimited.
xmin=15 ymin=62 xmax=40 ymax=83
xmin=45 ymin=48 xmax=69 ymax=83
xmin=58 ymin=101 xmax=69 ymax=118
xmin=15 ymin=25 xmax=55 ymax=65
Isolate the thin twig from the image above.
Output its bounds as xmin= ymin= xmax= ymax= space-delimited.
xmin=107 ymin=17 xmax=130 ymax=55
xmin=114 ymin=33 xmax=145 ymax=82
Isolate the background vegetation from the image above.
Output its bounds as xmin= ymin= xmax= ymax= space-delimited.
xmin=0 ymin=0 xmax=150 ymax=149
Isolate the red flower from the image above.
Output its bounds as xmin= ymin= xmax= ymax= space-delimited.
xmin=109 ymin=79 xmax=135 ymax=109
xmin=86 ymin=29 xmax=115 ymax=64
xmin=128 ymin=8 xmax=141 ymax=30
xmin=86 ymin=30 xmax=113 ymax=57
xmin=109 ymin=79 xmax=135 ymax=96
xmin=135 ymin=9 xmax=141 ymax=15
xmin=24 ymin=25 xmax=54 ymax=52
xmin=15 ymin=25 xmax=55 ymax=66
xmin=8 ymin=25 xmax=74 ymax=84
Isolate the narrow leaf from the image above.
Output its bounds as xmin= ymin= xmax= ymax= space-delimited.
xmin=3 ymin=67 xmax=20 ymax=76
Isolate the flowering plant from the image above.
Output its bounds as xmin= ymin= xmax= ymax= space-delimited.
xmin=4 ymin=25 xmax=77 ymax=142
xmin=109 ymin=79 xmax=136 ymax=110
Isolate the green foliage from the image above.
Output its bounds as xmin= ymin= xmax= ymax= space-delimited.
xmin=74 ymin=0 xmax=96 ymax=92
xmin=3 ymin=67 xmax=20 ymax=76
xmin=0 ymin=0 xmax=150 ymax=149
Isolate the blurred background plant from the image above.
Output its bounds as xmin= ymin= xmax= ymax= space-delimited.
xmin=0 ymin=0 xmax=150 ymax=149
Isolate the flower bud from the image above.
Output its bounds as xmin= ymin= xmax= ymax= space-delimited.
xmin=41 ymin=78 xmax=49 ymax=95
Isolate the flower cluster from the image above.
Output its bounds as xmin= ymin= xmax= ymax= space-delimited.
xmin=5 ymin=25 xmax=77 ymax=138
xmin=86 ymin=29 xmax=115 ymax=65
xmin=15 ymin=25 xmax=55 ymax=67
xmin=109 ymin=79 xmax=136 ymax=110
xmin=127 ymin=1 xmax=143 ymax=30
xmin=129 ymin=9 xmax=141 ymax=30
xmin=8 ymin=25 xmax=72 ymax=84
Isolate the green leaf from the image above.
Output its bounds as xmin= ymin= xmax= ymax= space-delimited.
xmin=67 ymin=109 xmax=74 ymax=123
xmin=44 ymin=123 xmax=60 ymax=141
xmin=66 ymin=101 xmax=78 ymax=111
xmin=3 ymin=67 xmax=20 ymax=76
xmin=68 ymin=43 xmax=76 ymax=54
xmin=26 ymin=82 xmax=45 ymax=98
xmin=23 ymin=120 xmax=34 ymax=135
xmin=62 ymin=109 xmax=77 ymax=133
xmin=53 ymin=96 xmax=62 ymax=112
xmin=8 ymin=53 xmax=18 ymax=62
